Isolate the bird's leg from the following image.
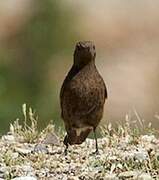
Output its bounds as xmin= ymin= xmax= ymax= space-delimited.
xmin=64 ymin=143 xmax=68 ymax=156
xmin=64 ymin=135 xmax=69 ymax=155
xmin=93 ymin=128 xmax=99 ymax=154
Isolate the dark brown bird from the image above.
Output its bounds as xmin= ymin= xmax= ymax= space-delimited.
xmin=60 ymin=41 xmax=107 ymax=154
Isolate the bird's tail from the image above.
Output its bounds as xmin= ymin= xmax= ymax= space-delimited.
xmin=64 ymin=128 xmax=92 ymax=145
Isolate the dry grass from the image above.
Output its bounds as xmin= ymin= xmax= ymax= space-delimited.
xmin=0 ymin=105 xmax=158 ymax=179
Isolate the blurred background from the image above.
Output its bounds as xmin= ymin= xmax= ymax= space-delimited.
xmin=0 ymin=0 xmax=159 ymax=133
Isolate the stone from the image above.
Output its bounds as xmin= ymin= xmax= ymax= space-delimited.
xmin=104 ymin=174 xmax=119 ymax=180
xmin=12 ymin=177 xmax=37 ymax=180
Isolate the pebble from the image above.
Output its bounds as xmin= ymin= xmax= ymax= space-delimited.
xmin=104 ymin=174 xmax=119 ymax=180
xmin=135 ymin=173 xmax=153 ymax=180
xmin=134 ymin=150 xmax=148 ymax=161
xmin=2 ymin=135 xmax=15 ymax=143
xmin=42 ymin=132 xmax=60 ymax=145
xmin=12 ymin=177 xmax=37 ymax=180
xmin=34 ymin=144 xmax=48 ymax=153
xmin=0 ymin=129 xmax=157 ymax=180
xmin=15 ymin=147 xmax=32 ymax=155
xmin=141 ymin=135 xmax=156 ymax=142
xmin=119 ymin=171 xmax=138 ymax=178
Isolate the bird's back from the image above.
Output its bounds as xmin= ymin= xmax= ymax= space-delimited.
xmin=60 ymin=41 xmax=107 ymax=146
xmin=60 ymin=62 xmax=107 ymax=131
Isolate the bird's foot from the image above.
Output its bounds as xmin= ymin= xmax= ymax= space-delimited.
xmin=64 ymin=144 xmax=69 ymax=156
xmin=64 ymin=149 xmax=68 ymax=156
xmin=95 ymin=149 xmax=99 ymax=155
xmin=91 ymin=149 xmax=100 ymax=156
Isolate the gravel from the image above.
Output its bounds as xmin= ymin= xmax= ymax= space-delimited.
xmin=0 ymin=129 xmax=159 ymax=179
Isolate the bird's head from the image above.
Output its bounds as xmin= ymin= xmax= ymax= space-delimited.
xmin=74 ymin=41 xmax=96 ymax=67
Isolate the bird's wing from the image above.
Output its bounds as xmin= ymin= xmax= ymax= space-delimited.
xmin=104 ymin=80 xmax=108 ymax=99
xmin=65 ymin=83 xmax=103 ymax=118
xmin=60 ymin=66 xmax=80 ymax=101
xmin=60 ymin=66 xmax=107 ymax=124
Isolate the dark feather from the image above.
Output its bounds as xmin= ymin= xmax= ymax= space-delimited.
xmin=60 ymin=41 xmax=107 ymax=146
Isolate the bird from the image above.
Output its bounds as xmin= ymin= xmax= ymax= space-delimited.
xmin=60 ymin=41 xmax=107 ymax=154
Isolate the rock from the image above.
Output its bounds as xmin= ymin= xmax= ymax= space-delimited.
xmin=12 ymin=152 xmax=19 ymax=159
xmin=12 ymin=176 xmax=37 ymax=180
xmin=104 ymin=174 xmax=119 ymax=180
xmin=123 ymin=151 xmax=135 ymax=160
xmin=134 ymin=150 xmax=148 ymax=161
xmin=135 ymin=173 xmax=153 ymax=180
xmin=68 ymin=176 xmax=79 ymax=180
xmin=0 ymin=123 xmax=159 ymax=180
xmin=34 ymin=144 xmax=48 ymax=153
xmin=2 ymin=135 xmax=15 ymax=143
xmin=0 ymin=166 xmax=7 ymax=174
xmin=0 ymin=166 xmax=8 ymax=178
xmin=36 ymin=168 xmax=49 ymax=178
xmin=15 ymin=147 xmax=32 ymax=155
xmin=119 ymin=171 xmax=138 ymax=178
xmin=21 ymin=164 xmax=34 ymax=175
xmin=0 ymin=173 xmax=3 ymax=178
xmin=141 ymin=135 xmax=155 ymax=142
xmin=42 ymin=132 xmax=60 ymax=145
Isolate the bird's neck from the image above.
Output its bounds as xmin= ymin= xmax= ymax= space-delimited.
xmin=73 ymin=58 xmax=95 ymax=70
xmin=67 ymin=60 xmax=96 ymax=82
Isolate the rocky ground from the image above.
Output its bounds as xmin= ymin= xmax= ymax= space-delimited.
xmin=0 ymin=106 xmax=159 ymax=180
